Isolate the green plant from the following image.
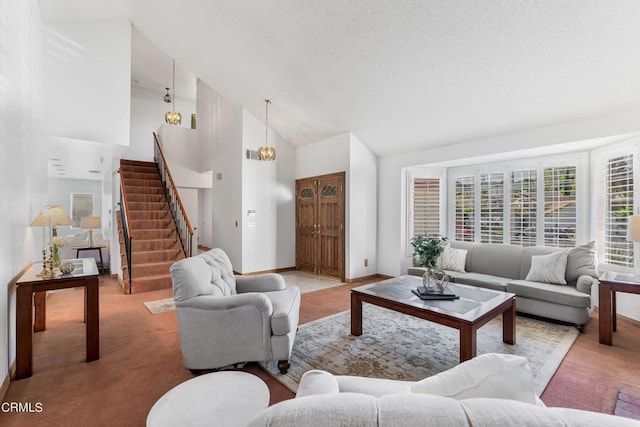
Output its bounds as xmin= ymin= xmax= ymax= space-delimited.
xmin=410 ymin=235 xmax=448 ymax=268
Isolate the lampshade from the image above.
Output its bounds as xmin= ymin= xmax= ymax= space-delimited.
xmin=80 ymin=216 xmax=101 ymax=230
xmin=627 ymin=215 xmax=640 ymax=242
xmin=30 ymin=205 xmax=73 ymax=226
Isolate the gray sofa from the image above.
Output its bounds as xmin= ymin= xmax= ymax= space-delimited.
xmin=408 ymin=241 xmax=599 ymax=328
xmin=249 ymin=353 xmax=638 ymax=427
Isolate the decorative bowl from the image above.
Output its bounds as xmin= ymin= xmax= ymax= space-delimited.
xmin=59 ymin=261 xmax=75 ymax=275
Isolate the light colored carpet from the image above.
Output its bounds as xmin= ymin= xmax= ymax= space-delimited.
xmin=260 ymin=304 xmax=579 ymax=396
xmin=143 ymin=297 xmax=175 ymax=314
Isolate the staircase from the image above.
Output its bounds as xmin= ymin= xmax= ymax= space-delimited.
xmin=117 ymin=159 xmax=185 ymax=294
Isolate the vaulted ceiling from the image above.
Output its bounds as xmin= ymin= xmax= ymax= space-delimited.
xmin=43 ymin=0 xmax=640 ymax=163
xmin=131 ymin=0 xmax=640 ymax=157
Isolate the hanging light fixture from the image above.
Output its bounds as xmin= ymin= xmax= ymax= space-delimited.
xmin=258 ymin=99 xmax=276 ymax=161
xmin=165 ymin=59 xmax=182 ymax=125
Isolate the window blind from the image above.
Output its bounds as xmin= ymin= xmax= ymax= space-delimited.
xmin=412 ymin=177 xmax=440 ymax=238
xmin=510 ymin=170 xmax=537 ymax=246
xmin=480 ymin=172 xmax=504 ymax=243
xmin=543 ymin=166 xmax=576 ymax=248
xmin=455 ymin=176 xmax=475 ymax=242
xmin=605 ymin=154 xmax=634 ymax=267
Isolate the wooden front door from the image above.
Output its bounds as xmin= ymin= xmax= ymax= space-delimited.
xmin=296 ymin=172 xmax=345 ymax=281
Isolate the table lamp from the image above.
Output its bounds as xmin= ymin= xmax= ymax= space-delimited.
xmin=30 ymin=204 xmax=73 ymax=276
xmin=80 ymin=216 xmax=101 ymax=247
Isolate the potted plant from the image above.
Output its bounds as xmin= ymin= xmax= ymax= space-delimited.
xmin=410 ymin=235 xmax=449 ymax=292
xmin=410 ymin=235 xmax=448 ymax=268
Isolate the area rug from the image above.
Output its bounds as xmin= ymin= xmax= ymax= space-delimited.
xmin=260 ymin=304 xmax=579 ymax=396
xmin=143 ymin=297 xmax=176 ymax=314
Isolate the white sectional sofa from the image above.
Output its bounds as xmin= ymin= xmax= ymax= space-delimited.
xmin=248 ymin=353 xmax=638 ymax=427
xmin=408 ymin=241 xmax=599 ymax=328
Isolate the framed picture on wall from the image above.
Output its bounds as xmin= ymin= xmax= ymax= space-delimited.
xmin=71 ymin=193 xmax=94 ymax=228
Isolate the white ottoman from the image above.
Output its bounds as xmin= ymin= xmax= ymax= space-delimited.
xmin=147 ymin=371 xmax=270 ymax=427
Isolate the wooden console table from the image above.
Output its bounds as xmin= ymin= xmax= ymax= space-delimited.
xmin=599 ymin=271 xmax=640 ymax=345
xmin=15 ymin=258 xmax=100 ymax=379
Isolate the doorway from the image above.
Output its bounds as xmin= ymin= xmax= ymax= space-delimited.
xmin=295 ymin=172 xmax=345 ymax=281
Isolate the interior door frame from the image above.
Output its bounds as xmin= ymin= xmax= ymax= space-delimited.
xmin=295 ymin=171 xmax=346 ymax=282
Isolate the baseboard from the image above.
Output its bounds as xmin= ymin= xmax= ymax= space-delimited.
xmin=345 ymin=274 xmax=391 ymax=283
xmin=1 ymin=360 xmax=14 ymax=401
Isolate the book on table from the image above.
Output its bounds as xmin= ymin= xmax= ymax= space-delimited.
xmin=412 ymin=287 xmax=459 ymax=300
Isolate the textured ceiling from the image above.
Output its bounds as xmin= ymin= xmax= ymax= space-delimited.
xmin=130 ymin=0 xmax=640 ymax=157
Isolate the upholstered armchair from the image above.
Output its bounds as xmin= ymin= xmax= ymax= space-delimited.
xmin=169 ymin=248 xmax=300 ymax=374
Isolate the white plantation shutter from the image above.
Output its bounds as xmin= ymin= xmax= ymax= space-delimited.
xmin=480 ymin=173 xmax=504 ymax=243
xmin=510 ymin=170 xmax=537 ymax=246
xmin=412 ymin=178 xmax=440 ymax=238
xmin=605 ymin=154 xmax=634 ymax=267
xmin=543 ymin=166 xmax=577 ymax=248
xmin=455 ymin=176 xmax=475 ymax=242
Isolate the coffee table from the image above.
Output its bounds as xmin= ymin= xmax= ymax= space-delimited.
xmin=351 ymin=275 xmax=516 ymax=362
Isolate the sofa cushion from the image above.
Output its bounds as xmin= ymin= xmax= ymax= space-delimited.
xmin=438 ymin=246 xmax=467 ymax=272
xmin=377 ymin=394 xmax=470 ymax=427
xmin=525 ymin=250 xmax=569 ymax=285
xmin=565 ymin=241 xmax=598 ymax=284
xmin=452 ymin=273 xmax=510 ymax=292
xmin=507 ymin=280 xmax=591 ymax=308
xmin=460 ymin=398 xmax=565 ymax=426
xmin=519 ymin=246 xmax=559 ymax=279
xmin=409 ymin=353 xmax=538 ymax=406
xmin=335 ymin=376 xmax=413 ymax=397
xmin=465 ymin=243 xmax=523 ymax=279
xmin=248 ymin=393 xmax=379 ymax=427
xmin=296 ymin=370 xmax=340 ymax=397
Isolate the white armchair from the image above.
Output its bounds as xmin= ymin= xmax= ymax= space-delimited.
xmin=170 ymin=248 xmax=300 ymax=373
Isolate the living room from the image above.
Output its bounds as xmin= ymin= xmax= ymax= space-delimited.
xmin=2 ymin=0 xmax=640 ymax=425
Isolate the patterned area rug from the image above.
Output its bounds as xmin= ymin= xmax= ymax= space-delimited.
xmin=260 ymin=304 xmax=579 ymax=396
xmin=143 ymin=298 xmax=176 ymax=314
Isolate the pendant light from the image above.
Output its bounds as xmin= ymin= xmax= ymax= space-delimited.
xmin=165 ymin=59 xmax=182 ymax=125
xmin=258 ymin=99 xmax=276 ymax=161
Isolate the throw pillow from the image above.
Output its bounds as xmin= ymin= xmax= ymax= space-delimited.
xmin=525 ymin=250 xmax=569 ymax=285
xmin=437 ymin=246 xmax=467 ymax=272
xmin=565 ymin=241 xmax=598 ymax=283
xmin=409 ymin=353 xmax=538 ymax=406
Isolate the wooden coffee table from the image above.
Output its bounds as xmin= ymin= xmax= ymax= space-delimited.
xmin=351 ymin=275 xmax=516 ymax=362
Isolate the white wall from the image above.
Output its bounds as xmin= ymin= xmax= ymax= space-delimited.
xmin=241 ymin=110 xmax=296 ymax=273
xmin=348 ymin=134 xmax=377 ymax=279
xmin=128 ymin=86 xmax=196 ymax=162
xmin=157 ymin=124 xmax=212 ymax=187
xmin=48 ymin=178 xmax=103 ymax=237
xmin=0 ymin=0 xmax=46 ymax=384
xmin=43 ymin=19 xmax=131 ymax=146
xmin=196 ymin=80 xmax=243 ymax=269
xmin=295 ymin=132 xmax=378 ymax=280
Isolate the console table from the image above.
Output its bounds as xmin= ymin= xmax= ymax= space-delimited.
xmin=15 ymin=258 xmax=100 ymax=379
xmin=74 ymin=245 xmax=106 ymax=272
xmin=599 ymin=271 xmax=640 ymax=345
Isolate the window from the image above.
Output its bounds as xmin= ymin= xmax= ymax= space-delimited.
xmin=411 ymin=177 xmax=440 ymax=238
xmin=479 ymin=173 xmax=504 ymax=243
xmin=510 ymin=170 xmax=537 ymax=246
xmin=455 ymin=176 xmax=475 ymax=242
xmin=605 ymin=154 xmax=634 ymax=267
xmin=543 ymin=167 xmax=576 ymax=248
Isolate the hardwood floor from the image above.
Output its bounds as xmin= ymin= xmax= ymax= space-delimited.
xmin=2 ymin=273 xmax=639 ymax=426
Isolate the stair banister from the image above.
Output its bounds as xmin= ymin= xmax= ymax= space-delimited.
xmin=153 ymin=132 xmax=195 ymax=258
xmin=118 ymin=172 xmax=133 ymax=294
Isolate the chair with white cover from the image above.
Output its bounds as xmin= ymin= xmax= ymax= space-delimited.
xmin=170 ymin=248 xmax=300 ymax=373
